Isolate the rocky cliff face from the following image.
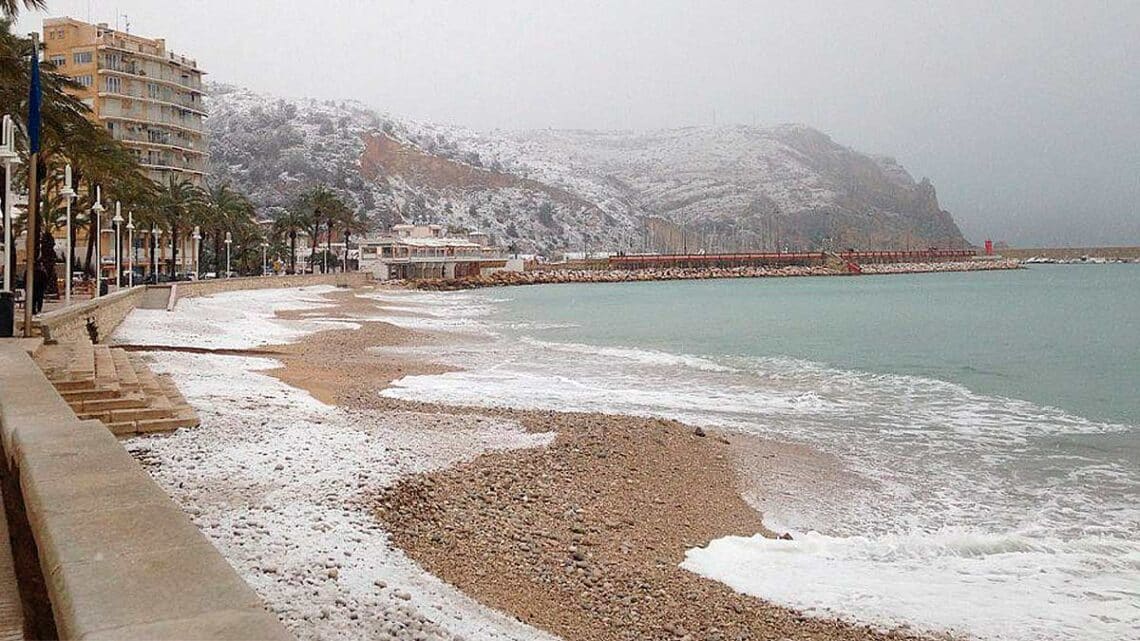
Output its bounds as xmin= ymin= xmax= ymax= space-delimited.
xmin=207 ymin=84 xmax=968 ymax=254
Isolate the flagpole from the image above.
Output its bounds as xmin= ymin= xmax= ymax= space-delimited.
xmin=23 ymin=32 xmax=41 ymax=336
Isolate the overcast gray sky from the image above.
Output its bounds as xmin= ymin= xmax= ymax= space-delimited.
xmin=19 ymin=0 xmax=1140 ymax=246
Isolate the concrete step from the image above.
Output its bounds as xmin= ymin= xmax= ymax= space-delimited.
xmin=67 ymin=339 xmax=95 ymax=380
xmin=136 ymin=413 xmax=200 ymax=433
xmin=156 ymin=375 xmax=190 ymax=406
xmin=93 ymin=345 xmax=119 ymax=386
xmin=48 ymin=377 xmax=96 ymax=392
xmin=110 ymin=348 xmax=141 ymax=391
xmin=109 ymin=405 xmax=181 ymax=423
xmin=59 ymin=386 xmax=125 ymax=403
xmin=71 ymin=393 xmax=149 ymax=414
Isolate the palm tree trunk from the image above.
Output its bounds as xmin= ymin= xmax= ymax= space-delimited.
xmin=83 ymin=221 xmax=95 ymax=276
xmin=289 ymin=230 xmax=296 ymax=274
xmin=213 ymin=231 xmax=222 ymax=276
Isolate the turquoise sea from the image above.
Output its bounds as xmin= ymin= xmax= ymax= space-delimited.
xmin=377 ymin=265 xmax=1140 ymax=641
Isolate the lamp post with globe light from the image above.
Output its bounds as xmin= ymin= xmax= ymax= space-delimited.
xmin=150 ymin=225 xmax=159 ymax=282
xmin=126 ymin=211 xmax=134 ymax=287
xmin=112 ymin=202 xmax=123 ymax=290
xmin=261 ymin=240 xmax=268 ymax=276
xmin=92 ymin=187 xmax=105 ymax=299
xmin=60 ymin=164 xmax=76 ymax=303
xmin=1 ymin=115 xmax=19 ymax=296
xmin=225 ymin=231 xmax=232 ymax=277
xmin=192 ymin=226 xmax=201 ymax=279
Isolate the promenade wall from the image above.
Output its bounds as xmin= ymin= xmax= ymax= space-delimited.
xmin=34 ymin=272 xmax=371 ymax=344
xmin=33 ymin=287 xmax=148 ymax=345
xmin=0 ymin=341 xmax=291 ymax=639
xmin=171 ymin=271 xmax=370 ymax=306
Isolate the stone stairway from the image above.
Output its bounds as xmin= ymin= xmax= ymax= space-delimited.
xmin=33 ymin=339 xmax=199 ymax=436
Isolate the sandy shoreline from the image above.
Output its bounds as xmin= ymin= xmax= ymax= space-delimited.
xmin=120 ymin=284 xmax=938 ymax=641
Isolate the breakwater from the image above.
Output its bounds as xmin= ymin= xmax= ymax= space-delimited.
xmin=413 ymin=260 xmax=1020 ymax=290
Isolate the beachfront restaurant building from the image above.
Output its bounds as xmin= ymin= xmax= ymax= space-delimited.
xmin=358 ymin=224 xmax=508 ymax=280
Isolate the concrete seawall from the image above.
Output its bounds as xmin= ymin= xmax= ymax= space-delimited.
xmin=0 ymin=341 xmax=291 ymax=639
xmin=33 ymin=288 xmax=148 ymax=345
xmin=0 ymin=275 xmax=373 ymax=638
xmin=33 ymin=272 xmax=371 ymax=345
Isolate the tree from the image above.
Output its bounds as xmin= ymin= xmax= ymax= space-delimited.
xmin=203 ymin=183 xmax=254 ymax=275
xmin=2 ymin=18 xmax=154 ymax=288
xmin=156 ymin=176 xmax=205 ymax=278
xmin=0 ymin=0 xmax=45 ymax=19
xmin=297 ymin=185 xmax=350 ymax=273
xmin=272 ymin=207 xmax=310 ymax=274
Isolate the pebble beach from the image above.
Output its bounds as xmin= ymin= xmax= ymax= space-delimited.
xmin=114 ymin=284 xmax=940 ymax=641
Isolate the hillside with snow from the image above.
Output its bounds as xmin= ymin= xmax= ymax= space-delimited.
xmin=206 ymin=84 xmax=968 ymax=254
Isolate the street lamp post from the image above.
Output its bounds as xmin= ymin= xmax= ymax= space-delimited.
xmin=126 ymin=211 xmax=134 ymax=287
xmin=261 ymin=241 xmax=268 ymax=276
xmin=1 ymin=115 xmax=19 ymax=295
xmin=92 ymin=187 xmax=105 ymax=299
xmin=192 ymin=226 xmax=201 ymax=279
xmin=60 ymin=164 xmax=76 ymax=303
xmin=151 ymin=225 xmax=159 ymax=282
xmin=112 ymin=202 xmax=123 ymax=291
xmin=224 ymin=231 xmax=232 ymax=277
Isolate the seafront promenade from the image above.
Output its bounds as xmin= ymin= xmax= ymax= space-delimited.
xmin=0 ymin=272 xmax=366 ymax=640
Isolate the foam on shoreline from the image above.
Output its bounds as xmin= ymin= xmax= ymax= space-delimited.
xmin=369 ymin=283 xmax=1140 ymax=641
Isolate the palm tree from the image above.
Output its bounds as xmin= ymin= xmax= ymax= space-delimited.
xmin=2 ymin=19 xmax=154 ymax=286
xmin=1 ymin=0 xmax=46 ymax=18
xmin=156 ymin=176 xmax=205 ymax=279
xmin=339 ymin=210 xmax=372 ymax=271
xmin=203 ymin=183 xmax=253 ymax=276
xmin=272 ymin=207 xmax=310 ymax=274
xmin=301 ymin=186 xmax=351 ymax=273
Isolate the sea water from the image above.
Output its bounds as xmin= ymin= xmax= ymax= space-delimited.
xmin=376 ymin=265 xmax=1140 ymax=640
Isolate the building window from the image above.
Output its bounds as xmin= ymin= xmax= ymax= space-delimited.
xmin=76 ymin=75 xmax=93 ymax=87
xmin=148 ymin=83 xmax=160 ymax=99
xmin=48 ymin=54 xmax=66 ymax=67
xmin=105 ymin=76 xmax=121 ymax=93
xmin=73 ymin=51 xmax=93 ymax=65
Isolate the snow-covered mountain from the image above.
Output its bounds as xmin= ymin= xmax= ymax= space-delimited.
xmin=206 ymin=84 xmax=968 ymax=253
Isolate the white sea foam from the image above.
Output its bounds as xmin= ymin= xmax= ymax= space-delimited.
xmin=682 ymin=529 xmax=1140 ymax=641
xmin=377 ymin=286 xmax=1140 ymax=641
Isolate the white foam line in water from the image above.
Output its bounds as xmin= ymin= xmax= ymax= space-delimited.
xmin=682 ymin=529 xmax=1140 ymax=641
xmin=371 ymin=288 xmax=1140 ymax=641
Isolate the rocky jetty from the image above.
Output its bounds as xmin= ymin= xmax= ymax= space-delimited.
xmin=412 ymin=260 xmax=1020 ymax=291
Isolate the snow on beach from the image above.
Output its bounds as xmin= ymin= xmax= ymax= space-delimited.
xmin=112 ymin=286 xmax=359 ymax=350
xmin=114 ymin=287 xmax=559 ymax=641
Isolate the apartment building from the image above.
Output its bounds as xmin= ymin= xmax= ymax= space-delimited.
xmin=42 ymin=17 xmax=207 ymax=185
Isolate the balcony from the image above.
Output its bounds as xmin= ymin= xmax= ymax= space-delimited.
xmin=97 ymin=84 xmax=207 ymax=115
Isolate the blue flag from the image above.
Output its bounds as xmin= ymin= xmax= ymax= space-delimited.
xmin=27 ymin=40 xmax=42 ymax=154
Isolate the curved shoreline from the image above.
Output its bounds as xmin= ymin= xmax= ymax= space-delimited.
xmin=267 ymin=287 xmax=939 ymax=640
xmin=119 ymin=284 xmax=943 ymax=640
